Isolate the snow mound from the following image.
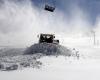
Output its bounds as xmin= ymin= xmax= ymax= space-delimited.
xmin=24 ymin=43 xmax=72 ymax=56
xmin=0 ymin=55 xmax=42 ymax=71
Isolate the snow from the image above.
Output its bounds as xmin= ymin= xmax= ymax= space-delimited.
xmin=25 ymin=43 xmax=73 ymax=56
xmin=0 ymin=0 xmax=100 ymax=80
xmin=0 ymin=56 xmax=100 ymax=80
xmin=0 ymin=36 xmax=100 ymax=80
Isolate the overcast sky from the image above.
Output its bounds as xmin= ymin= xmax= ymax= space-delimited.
xmin=0 ymin=0 xmax=100 ymax=25
xmin=30 ymin=0 xmax=100 ymax=25
xmin=0 ymin=0 xmax=100 ymax=26
xmin=0 ymin=0 xmax=100 ymax=47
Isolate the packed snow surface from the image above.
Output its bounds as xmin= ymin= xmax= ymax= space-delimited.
xmin=0 ymin=56 xmax=100 ymax=80
xmin=0 ymin=39 xmax=100 ymax=80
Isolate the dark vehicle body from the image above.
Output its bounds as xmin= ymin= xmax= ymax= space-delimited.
xmin=38 ymin=34 xmax=59 ymax=44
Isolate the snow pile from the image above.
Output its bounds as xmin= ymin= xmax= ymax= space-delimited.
xmin=0 ymin=43 xmax=78 ymax=71
xmin=25 ymin=43 xmax=73 ymax=56
xmin=0 ymin=55 xmax=42 ymax=71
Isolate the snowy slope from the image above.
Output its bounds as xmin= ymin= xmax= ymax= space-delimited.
xmin=0 ymin=37 xmax=100 ymax=80
xmin=0 ymin=56 xmax=100 ymax=80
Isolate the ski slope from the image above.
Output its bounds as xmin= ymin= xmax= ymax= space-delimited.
xmin=0 ymin=56 xmax=100 ymax=80
xmin=0 ymin=36 xmax=100 ymax=80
